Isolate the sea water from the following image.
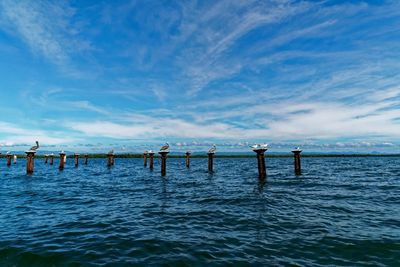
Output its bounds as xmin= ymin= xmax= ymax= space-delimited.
xmin=0 ymin=157 xmax=399 ymax=266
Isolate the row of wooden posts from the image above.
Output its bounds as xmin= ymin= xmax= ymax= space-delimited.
xmin=6 ymin=149 xmax=302 ymax=178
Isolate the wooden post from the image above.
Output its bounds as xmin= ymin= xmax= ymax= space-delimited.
xmin=13 ymin=155 xmax=17 ymax=164
xmin=158 ymin=151 xmax=169 ymax=176
xmin=44 ymin=155 xmax=48 ymax=164
xmin=107 ymin=152 xmax=114 ymax=167
xmin=143 ymin=151 xmax=148 ymax=167
xmin=292 ymin=149 xmax=302 ymax=175
xmin=49 ymin=154 xmax=54 ymax=165
xmin=185 ymin=151 xmax=191 ymax=168
xmin=25 ymin=151 xmax=36 ymax=174
xmin=149 ymin=152 xmax=155 ymax=170
xmin=84 ymin=154 xmax=88 ymax=165
xmin=6 ymin=154 xmax=12 ymax=166
xmin=208 ymin=153 xmax=214 ymax=172
xmin=74 ymin=153 xmax=79 ymax=167
xmin=59 ymin=152 xmax=66 ymax=170
xmin=253 ymin=149 xmax=267 ymax=179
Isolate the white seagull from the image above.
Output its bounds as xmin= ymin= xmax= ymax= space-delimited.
xmin=208 ymin=145 xmax=217 ymax=153
xmin=160 ymin=143 xmax=169 ymax=151
xmin=30 ymin=141 xmax=39 ymax=151
xmin=250 ymin=143 xmax=268 ymax=150
xmin=250 ymin=144 xmax=260 ymax=150
xmin=260 ymin=143 xmax=268 ymax=149
xmin=108 ymin=149 xmax=114 ymax=154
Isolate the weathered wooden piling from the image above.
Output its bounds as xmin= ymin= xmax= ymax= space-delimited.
xmin=207 ymin=153 xmax=214 ymax=172
xmin=149 ymin=151 xmax=155 ymax=170
xmin=253 ymin=148 xmax=267 ymax=179
xmin=6 ymin=154 xmax=12 ymax=166
xmin=185 ymin=151 xmax=191 ymax=168
xmin=25 ymin=151 xmax=36 ymax=174
xmin=292 ymin=148 xmax=302 ymax=175
xmin=44 ymin=155 xmax=48 ymax=164
xmin=13 ymin=155 xmax=17 ymax=164
xmin=107 ymin=152 xmax=114 ymax=167
xmin=74 ymin=153 xmax=79 ymax=167
xmin=59 ymin=152 xmax=66 ymax=170
xmin=84 ymin=154 xmax=88 ymax=165
xmin=49 ymin=154 xmax=54 ymax=165
xmin=158 ymin=151 xmax=169 ymax=176
xmin=143 ymin=151 xmax=148 ymax=167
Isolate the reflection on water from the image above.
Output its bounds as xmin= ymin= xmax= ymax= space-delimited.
xmin=0 ymin=157 xmax=399 ymax=266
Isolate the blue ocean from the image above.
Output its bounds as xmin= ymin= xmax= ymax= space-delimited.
xmin=0 ymin=157 xmax=399 ymax=266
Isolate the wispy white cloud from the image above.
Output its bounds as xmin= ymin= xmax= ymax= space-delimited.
xmin=175 ymin=1 xmax=313 ymax=95
xmin=0 ymin=121 xmax=77 ymax=147
xmin=21 ymin=87 xmax=109 ymax=115
xmin=65 ymin=94 xmax=400 ymax=141
xmin=0 ymin=0 xmax=92 ymax=73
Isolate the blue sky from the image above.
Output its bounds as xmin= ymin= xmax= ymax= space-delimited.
xmin=0 ymin=0 xmax=399 ymax=153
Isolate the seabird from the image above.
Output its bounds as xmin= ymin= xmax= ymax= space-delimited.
xmin=160 ymin=143 xmax=169 ymax=151
xmin=250 ymin=144 xmax=260 ymax=150
xmin=251 ymin=143 xmax=268 ymax=150
xmin=260 ymin=143 xmax=268 ymax=149
xmin=208 ymin=145 xmax=217 ymax=153
xmin=30 ymin=141 xmax=39 ymax=151
xmin=108 ymin=149 xmax=114 ymax=154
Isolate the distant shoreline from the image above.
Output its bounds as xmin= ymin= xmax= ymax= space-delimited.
xmin=2 ymin=153 xmax=400 ymax=158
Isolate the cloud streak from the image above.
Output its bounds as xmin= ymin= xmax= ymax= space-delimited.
xmin=0 ymin=0 xmax=91 ymax=74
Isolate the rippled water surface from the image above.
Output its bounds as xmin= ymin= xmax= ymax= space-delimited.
xmin=0 ymin=157 xmax=399 ymax=266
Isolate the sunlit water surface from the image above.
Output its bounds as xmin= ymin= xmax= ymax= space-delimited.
xmin=0 ymin=157 xmax=399 ymax=266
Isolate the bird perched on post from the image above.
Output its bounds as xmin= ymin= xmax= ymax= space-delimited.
xmin=30 ymin=141 xmax=39 ymax=151
xmin=108 ymin=149 xmax=114 ymax=155
xmin=160 ymin=143 xmax=169 ymax=152
xmin=208 ymin=145 xmax=217 ymax=153
xmin=250 ymin=144 xmax=260 ymax=150
xmin=260 ymin=143 xmax=268 ymax=149
xmin=250 ymin=143 xmax=268 ymax=151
